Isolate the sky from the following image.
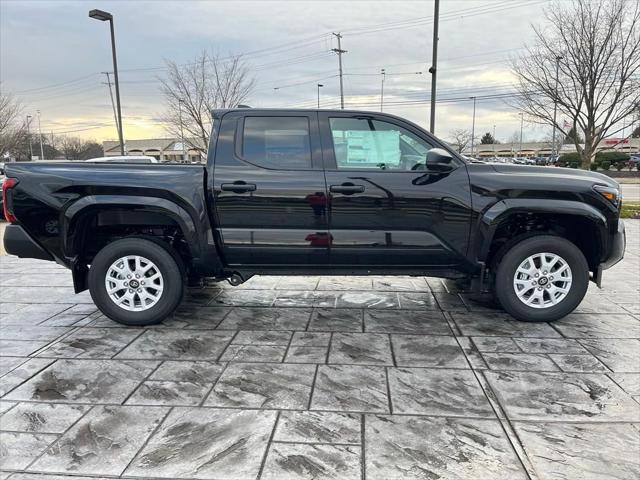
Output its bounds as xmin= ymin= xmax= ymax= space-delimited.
xmin=1 ymin=0 xmax=555 ymax=145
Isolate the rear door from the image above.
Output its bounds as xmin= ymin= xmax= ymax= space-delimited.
xmin=319 ymin=112 xmax=472 ymax=267
xmin=212 ymin=111 xmax=329 ymax=267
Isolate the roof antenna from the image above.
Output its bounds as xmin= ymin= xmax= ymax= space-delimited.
xmin=237 ymin=104 xmax=252 ymax=108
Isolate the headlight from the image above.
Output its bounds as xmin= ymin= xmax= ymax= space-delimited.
xmin=593 ymin=185 xmax=621 ymax=207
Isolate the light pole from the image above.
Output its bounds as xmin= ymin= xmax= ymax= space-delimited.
xmin=519 ymin=113 xmax=524 ymax=157
xmin=317 ymin=84 xmax=323 ymax=109
xmin=380 ymin=69 xmax=386 ymax=112
xmin=429 ymin=0 xmax=440 ymax=133
xmin=26 ymin=115 xmax=33 ymax=160
xmin=89 ymin=9 xmax=125 ymax=156
xmin=37 ymin=110 xmax=44 ymax=160
xmin=551 ymin=55 xmax=563 ymax=159
xmin=470 ymin=96 xmax=477 ymax=157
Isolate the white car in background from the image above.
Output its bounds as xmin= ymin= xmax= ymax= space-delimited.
xmin=85 ymin=155 xmax=158 ymax=164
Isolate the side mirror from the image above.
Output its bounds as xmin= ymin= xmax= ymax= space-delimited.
xmin=426 ymin=148 xmax=454 ymax=170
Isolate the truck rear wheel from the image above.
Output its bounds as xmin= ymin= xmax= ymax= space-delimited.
xmin=88 ymin=238 xmax=184 ymax=326
xmin=495 ymin=235 xmax=588 ymax=322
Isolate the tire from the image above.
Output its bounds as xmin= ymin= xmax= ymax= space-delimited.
xmin=494 ymin=235 xmax=588 ymax=322
xmin=88 ymin=238 xmax=185 ymax=326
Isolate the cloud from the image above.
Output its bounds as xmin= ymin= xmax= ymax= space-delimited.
xmin=2 ymin=0 xmax=547 ymax=141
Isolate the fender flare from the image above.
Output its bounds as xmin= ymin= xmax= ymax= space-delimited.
xmin=61 ymin=195 xmax=202 ymax=261
xmin=473 ymin=198 xmax=608 ymax=264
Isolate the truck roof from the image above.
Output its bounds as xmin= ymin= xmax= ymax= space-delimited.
xmin=211 ymin=107 xmax=413 ymax=121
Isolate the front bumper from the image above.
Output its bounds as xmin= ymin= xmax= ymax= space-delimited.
xmin=602 ymin=219 xmax=626 ymax=270
xmin=3 ymin=224 xmax=54 ymax=261
xmin=594 ymin=220 xmax=625 ymax=287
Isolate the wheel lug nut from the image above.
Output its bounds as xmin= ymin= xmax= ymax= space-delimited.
xmin=543 ymin=271 xmax=548 ymax=275
xmin=124 ymin=282 xmax=128 ymax=286
xmin=127 ymin=275 xmax=131 ymax=279
xmin=141 ymin=281 xmax=145 ymax=285
xmin=538 ymin=287 xmax=543 ymax=290
xmin=532 ymin=280 xmax=537 ymax=285
xmin=136 ymin=274 xmax=140 ymax=278
xmin=129 ymin=289 xmax=133 ymax=293
xmin=534 ymin=273 xmax=539 ymax=278
xmin=137 ymin=288 xmax=142 ymax=293
xmin=549 ymin=276 xmax=554 ymax=280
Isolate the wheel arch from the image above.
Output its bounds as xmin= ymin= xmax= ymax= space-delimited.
xmin=62 ymin=195 xmax=222 ymax=292
xmin=475 ymin=199 xmax=608 ymax=273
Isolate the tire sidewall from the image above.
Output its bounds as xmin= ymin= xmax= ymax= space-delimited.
xmin=495 ymin=236 xmax=589 ymax=322
xmin=88 ymin=238 xmax=184 ymax=326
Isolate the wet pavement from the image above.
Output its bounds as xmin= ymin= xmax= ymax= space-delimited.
xmin=1 ymin=220 xmax=639 ymax=480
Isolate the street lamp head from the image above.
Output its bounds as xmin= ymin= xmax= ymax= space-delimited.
xmin=89 ymin=9 xmax=112 ymax=21
xmin=317 ymin=84 xmax=323 ymax=88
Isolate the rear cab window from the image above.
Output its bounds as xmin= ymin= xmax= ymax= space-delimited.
xmin=241 ymin=116 xmax=312 ymax=169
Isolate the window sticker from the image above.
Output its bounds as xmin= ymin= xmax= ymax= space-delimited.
xmin=333 ymin=130 xmax=401 ymax=166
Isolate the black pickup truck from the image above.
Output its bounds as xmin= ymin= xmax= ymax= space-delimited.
xmin=2 ymin=108 xmax=625 ymax=325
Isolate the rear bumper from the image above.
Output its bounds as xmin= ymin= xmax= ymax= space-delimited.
xmin=3 ymin=224 xmax=54 ymax=261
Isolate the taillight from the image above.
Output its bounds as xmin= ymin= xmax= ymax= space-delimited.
xmin=2 ymin=177 xmax=18 ymax=223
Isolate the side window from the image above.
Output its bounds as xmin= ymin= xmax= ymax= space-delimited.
xmin=329 ymin=118 xmax=434 ymax=171
xmin=242 ymin=116 xmax=312 ymax=169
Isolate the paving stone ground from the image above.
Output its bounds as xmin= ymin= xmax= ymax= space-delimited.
xmin=1 ymin=220 xmax=639 ymax=480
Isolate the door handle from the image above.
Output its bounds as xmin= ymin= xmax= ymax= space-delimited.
xmin=330 ymin=183 xmax=365 ymax=194
xmin=221 ymin=182 xmax=257 ymax=193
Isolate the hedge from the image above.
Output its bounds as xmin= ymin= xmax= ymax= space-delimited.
xmin=595 ymin=151 xmax=630 ymax=165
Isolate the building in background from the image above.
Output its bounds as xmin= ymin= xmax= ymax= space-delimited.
xmin=102 ymin=138 xmax=203 ymax=163
xmin=466 ymin=138 xmax=640 ymax=158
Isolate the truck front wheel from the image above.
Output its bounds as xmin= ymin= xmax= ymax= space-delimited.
xmin=495 ymin=235 xmax=589 ymax=322
xmin=88 ymin=238 xmax=184 ymax=326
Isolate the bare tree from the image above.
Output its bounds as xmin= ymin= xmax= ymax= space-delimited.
xmin=447 ymin=128 xmax=473 ymax=153
xmin=59 ymin=136 xmax=102 ymax=160
xmin=160 ymin=51 xmax=255 ymax=155
xmin=512 ymin=0 xmax=640 ymax=169
xmin=0 ymin=87 xmax=25 ymax=158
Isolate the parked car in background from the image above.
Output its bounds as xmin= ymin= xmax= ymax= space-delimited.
xmin=85 ymin=155 xmax=159 ymax=164
xmin=3 ymin=108 xmax=625 ymax=326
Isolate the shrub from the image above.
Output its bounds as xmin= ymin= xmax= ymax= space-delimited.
xmin=590 ymin=163 xmax=598 ymax=171
xmin=569 ymin=161 xmax=579 ymax=169
xmin=600 ymin=160 xmax=611 ymax=170
xmin=595 ymin=151 xmax=630 ymax=165
xmin=615 ymin=161 xmax=626 ymax=171
xmin=559 ymin=152 xmax=581 ymax=165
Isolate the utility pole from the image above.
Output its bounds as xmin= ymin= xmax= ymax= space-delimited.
xmin=519 ymin=112 xmax=524 ymax=157
xmin=317 ymin=83 xmax=323 ymax=109
xmin=551 ymin=55 xmax=562 ymax=159
xmin=470 ymin=96 xmax=477 ymax=157
xmin=178 ymin=99 xmax=186 ymax=163
xmin=380 ymin=69 xmax=386 ymax=112
xmin=493 ymin=124 xmax=496 ymax=141
xmin=331 ymin=33 xmax=347 ymax=109
xmin=26 ymin=115 xmax=33 ymax=160
xmin=429 ymin=0 xmax=440 ymax=133
xmin=37 ymin=110 xmax=44 ymax=160
xmin=102 ymin=72 xmax=120 ymax=138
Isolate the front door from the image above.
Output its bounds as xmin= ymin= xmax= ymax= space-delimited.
xmin=319 ymin=112 xmax=472 ymax=267
xmin=212 ymin=111 xmax=329 ymax=267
